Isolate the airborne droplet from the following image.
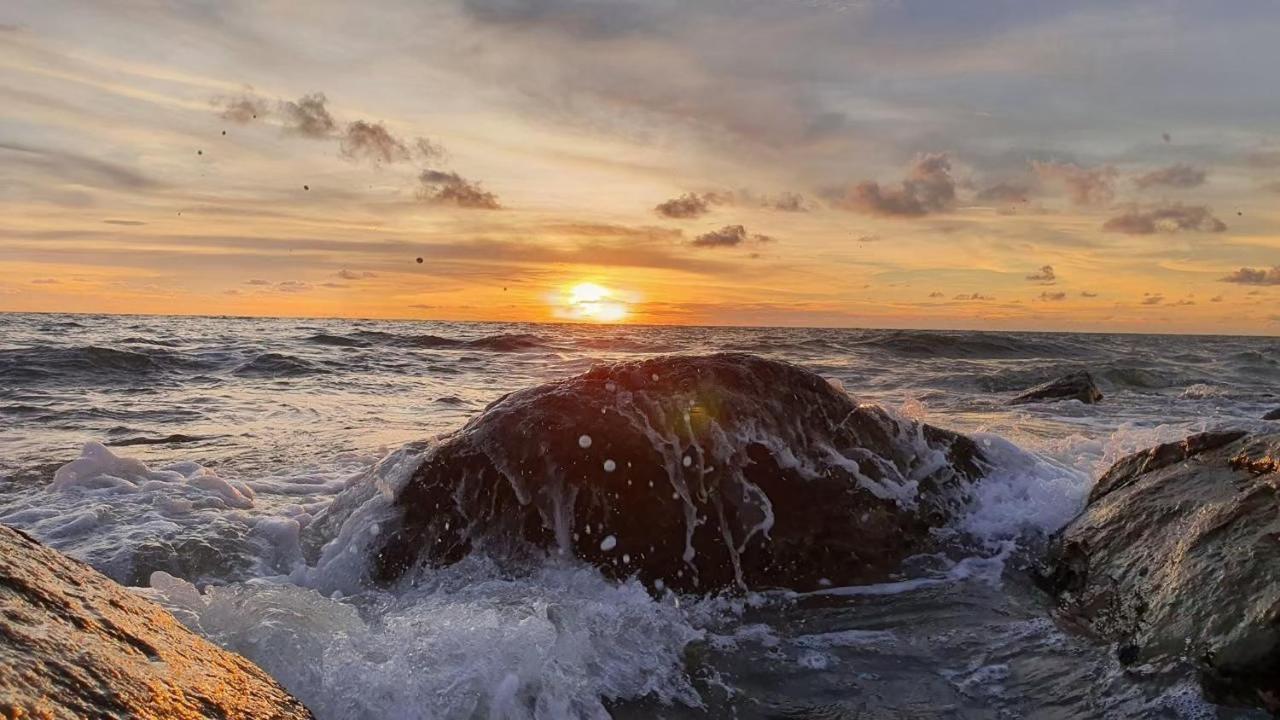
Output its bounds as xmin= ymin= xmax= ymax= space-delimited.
xmin=578 ymin=434 xmax=592 ymax=449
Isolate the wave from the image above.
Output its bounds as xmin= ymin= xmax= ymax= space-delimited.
xmin=233 ymin=352 xmax=327 ymax=377
xmin=341 ymin=330 xmax=551 ymax=352
xmin=0 ymin=345 xmax=208 ymax=382
xmin=850 ymin=331 xmax=1084 ymax=359
xmin=305 ymin=333 xmax=371 ymax=348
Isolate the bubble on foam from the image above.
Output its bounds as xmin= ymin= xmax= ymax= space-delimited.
xmin=151 ymin=559 xmax=704 ymax=720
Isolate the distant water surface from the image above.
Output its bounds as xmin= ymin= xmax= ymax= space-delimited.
xmin=1 ymin=313 xmax=1276 ymax=719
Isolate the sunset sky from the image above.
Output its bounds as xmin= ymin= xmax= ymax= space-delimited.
xmin=2 ymin=1 xmax=1279 ymax=333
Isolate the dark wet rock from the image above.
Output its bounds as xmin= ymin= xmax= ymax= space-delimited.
xmin=1264 ymin=408 xmax=1280 ymax=421
xmin=307 ymin=353 xmax=989 ymax=593
xmin=1009 ymin=370 xmax=1103 ymax=405
xmin=1040 ymin=431 xmax=1280 ymax=713
xmin=0 ymin=523 xmax=313 ymax=719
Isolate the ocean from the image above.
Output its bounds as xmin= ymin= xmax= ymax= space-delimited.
xmin=2 ymin=312 xmax=1277 ymax=719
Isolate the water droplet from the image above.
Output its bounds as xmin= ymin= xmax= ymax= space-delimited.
xmin=603 ymin=459 xmax=616 ymax=472
xmin=578 ymin=434 xmax=592 ymax=449
xmin=682 ymin=456 xmax=692 ymax=467
xmin=600 ymin=535 xmax=617 ymax=552
xmin=622 ymin=553 xmax=631 ymax=564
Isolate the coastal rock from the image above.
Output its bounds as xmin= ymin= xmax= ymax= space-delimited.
xmin=308 ymin=353 xmax=989 ymax=593
xmin=1009 ymin=370 xmax=1103 ymax=405
xmin=1040 ymin=431 xmax=1280 ymax=712
xmin=0 ymin=524 xmax=313 ymax=720
xmin=1264 ymin=408 xmax=1280 ymax=421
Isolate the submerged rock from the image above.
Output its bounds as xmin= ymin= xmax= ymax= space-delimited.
xmin=1264 ymin=408 xmax=1280 ymax=421
xmin=1009 ymin=370 xmax=1103 ymax=405
xmin=308 ymin=353 xmax=989 ymax=593
xmin=0 ymin=524 xmax=313 ymax=719
xmin=1040 ymin=431 xmax=1280 ymax=712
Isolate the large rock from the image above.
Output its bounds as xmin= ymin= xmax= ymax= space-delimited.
xmin=1264 ymin=408 xmax=1280 ymax=421
xmin=308 ymin=354 xmax=988 ymax=593
xmin=0 ymin=524 xmax=313 ymax=720
xmin=1009 ymin=371 xmax=1103 ymax=405
xmin=1040 ymin=431 xmax=1280 ymax=712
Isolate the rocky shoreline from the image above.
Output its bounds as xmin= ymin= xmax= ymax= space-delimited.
xmin=0 ymin=524 xmax=313 ymax=719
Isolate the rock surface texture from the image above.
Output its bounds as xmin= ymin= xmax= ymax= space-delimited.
xmin=1041 ymin=430 xmax=1280 ymax=713
xmin=307 ymin=353 xmax=990 ymax=594
xmin=1009 ymin=370 xmax=1104 ymax=405
xmin=0 ymin=524 xmax=313 ymax=720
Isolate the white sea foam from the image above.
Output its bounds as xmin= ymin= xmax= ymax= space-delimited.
xmin=151 ymin=559 xmax=706 ymax=720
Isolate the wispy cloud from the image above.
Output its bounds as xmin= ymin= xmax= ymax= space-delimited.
xmin=339 ymin=121 xmax=410 ymax=163
xmin=279 ymin=92 xmax=337 ymax=138
xmin=417 ymin=170 xmax=502 ymax=209
xmin=837 ymin=153 xmax=956 ymax=217
xmin=1133 ymin=163 xmax=1206 ymax=189
xmin=213 ymin=89 xmax=270 ymax=123
xmin=1026 ymin=264 xmax=1056 ymax=283
xmin=654 ymin=192 xmax=719 ymax=219
xmin=1033 ymin=161 xmax=1117 ymax=206
xmin=1102 ymin=204 xmax=1226 ymax=234
xmin=690 ymin=224 xmax=774 ymax=248
xmin=1220 ymin=266 xmax=1280 ymax=285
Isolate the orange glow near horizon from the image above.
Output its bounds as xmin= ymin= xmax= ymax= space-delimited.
xmin=554 ymin=282 xmax=631 ymax=323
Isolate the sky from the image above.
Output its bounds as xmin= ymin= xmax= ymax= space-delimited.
xmin=2 ymin=0 xmax=1279 ymax=333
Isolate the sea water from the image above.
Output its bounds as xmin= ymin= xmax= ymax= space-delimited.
xmin=2 ymin=313 xmax=1276 ymax=718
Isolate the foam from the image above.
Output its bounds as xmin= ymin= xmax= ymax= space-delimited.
xmin=151 ymin=558 xmax=706 ymax=720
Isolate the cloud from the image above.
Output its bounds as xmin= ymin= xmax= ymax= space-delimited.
xmin=103 ymin=219 xmax=146 ymax=226
xmin=279 ymin=92 xmax=336 ymax=138
xmin=769 ymin=192 xmax=807 ymax=212
xmin=1081 ymin=290 xmax=1098 ymax=298
xmin=953 ymin=293 xmax=994 ymax=301
xmin=690 ymin=224 xmax=773 ymax=248
xmin=1220 ymin=266 xmax=1280 ymax=285
xmin=0 ymin=142 xmax=159 ymax=191
xmin=928 ymin=291 xmax=945 ymax=298
xmin=320 ymin=282 xmax=347 ymax=289
xmin=655 ymin=192 xmax=715 ymax=219
xmin=336 ymin=269 xmax=378 ymax=280
xmin=339 ymin=121 xmax=410 ymax=163
xmin=1210 ymin=295 xmax=1224 ymax=302
xmin=213 ymin=91 xmax=270 ymax=124
xmin=1102 ymin=204 xmax=1227 ymax=234
xmin=1142 ymin=293 xmax=1164 ymax=305
xmin=415 ymin=138 xmax=446 ymax=161
xmin=276 ymin=280 xmax=311 ymax=293
xmin=223 ymin=289 xmax=242 ymax=296
xmin=1247 ymin=150 xmax=1280 ymax=168
xmin=975 ymin=182 xmax=1031 ymax=204
xmin=244 ymin=278 xmax=271 ymax=286
xmin=1038 ymin=291 xmax=1067 ymax=301
xmin=1032 ymin=161 xmax=1117 ymax=206
xmin=31 ymin=278 xmax=60 ymax=285
xmin=1025 ymin=264 xmax=1056 ymax=283
xmin=838 ymin=153 xmax=956 ymax=217
xmin=653 ymin=190 xmax=802 ymax=218
xmin=417 ymin=170 xmax=502 ymax=209
xmin=1133 ymin=163 xmax=1206 ymax=189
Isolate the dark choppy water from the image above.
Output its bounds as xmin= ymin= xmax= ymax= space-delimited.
xmin=2 ymin=313 xmax=1277 ymax=719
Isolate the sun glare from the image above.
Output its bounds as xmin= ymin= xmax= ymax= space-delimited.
xmin=558 ymin=282 xmax=629 ymax=323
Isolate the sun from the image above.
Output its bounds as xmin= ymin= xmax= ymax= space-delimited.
xmin=558 ymin=282 xmax=630 ymax=323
